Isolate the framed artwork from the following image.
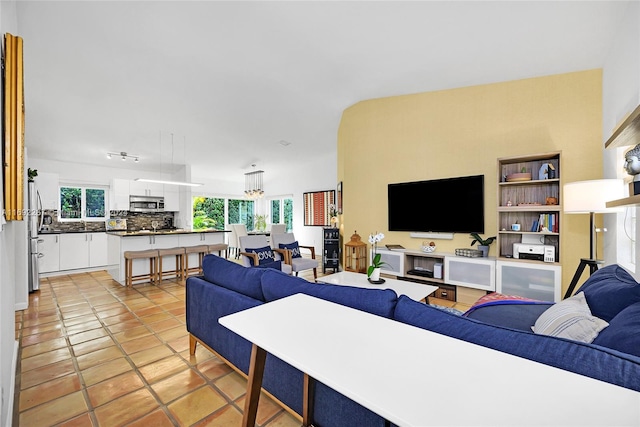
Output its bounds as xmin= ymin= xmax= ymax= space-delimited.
xmin=337 ymin=181 xmax=343 ymax=214
xmin=303 ymin=190 xmax=335 ymax=226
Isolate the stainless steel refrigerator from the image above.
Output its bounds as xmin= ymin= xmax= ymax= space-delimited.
xmin=28 ymin=181 xmax=42 ymax=292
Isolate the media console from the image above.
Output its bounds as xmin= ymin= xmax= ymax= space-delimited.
xmin=376 ymin=248 xmax=561 ymax=303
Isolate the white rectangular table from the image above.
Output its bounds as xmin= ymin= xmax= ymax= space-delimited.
xmin=219 ymin=293 xmax=640 ymax=427
xmin=317 ymin=270 xmax=437 ymax=302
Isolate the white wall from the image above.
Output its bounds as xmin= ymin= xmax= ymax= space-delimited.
xmin=602 ymin=0 xmax=640 ymax=277
xmin=1 ymin=3 xmax=20 ymax=426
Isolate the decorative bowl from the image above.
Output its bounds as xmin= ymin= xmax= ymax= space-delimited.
xmin=421 ymin=245 xmax=436 ymax=253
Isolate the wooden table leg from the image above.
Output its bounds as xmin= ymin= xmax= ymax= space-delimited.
xmin=242 ymin=343 xmax=267 ymax=427
xmin=303 ymin=373 xmax=315 ymax=427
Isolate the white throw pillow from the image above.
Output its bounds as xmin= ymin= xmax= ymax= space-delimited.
xmin=533 ymin=292 xmax=608 ymax=343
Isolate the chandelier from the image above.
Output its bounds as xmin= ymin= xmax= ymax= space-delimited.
xmin=244 ymin=169 xmax=264 ymax=199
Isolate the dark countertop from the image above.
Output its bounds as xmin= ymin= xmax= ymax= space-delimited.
xmin=106 ymin=229 xmax=229 ymax=237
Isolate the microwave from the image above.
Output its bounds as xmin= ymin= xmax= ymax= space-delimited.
xmin=129 ymin=195 xmax=164 ymax=213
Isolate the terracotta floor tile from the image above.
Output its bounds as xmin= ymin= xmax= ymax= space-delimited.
xmin=72 ymin=336 xmax=115 ymax=357
xmin=196 ymin=357 xmax=233 ymax=380
xmin=119 ymin=334 xmax=163 ymax=355
xmin=125 ymin=409 xmax=175 ymax=427
xmin=21 ymin=337 xmax=67 ymax=358
xmin=236 ymin=392 xmax=288 ymax=426
xmin=56 ymin=412 xmax=94 ymax=427
xmin=129 ymin=345 xmax=174 ymax=367
xmin=22 ymin=313 xmax=60 ymax=327
xmin=19 ymin=373 xmax=81 ymax=411
xmin=168 ymin=306 xmax=186 ymax=317
xmin=193 ymin=405 xmax=243 ymax=426
xmin=19 ymin=391 xmax=88 ymax=427
xmin=112 ymin=325 xmax=152 ymax=343
xmin=76 ymin=346 xmax=124 ymax=370
xmin=21 ymin=329 xmax=64 ymax=347
xmin=214 ymin=371 xmax=247 ymax=400
xmin=106 ymin=319 xmax=144 ymax=334
xmin=160 ymin=301 xmax=184 ymax=311
xmin=151 ymin=368 xmax=207 ymax=404
xmin=21 ymin=322 xmax=62 ymax=337
xmin=138 ymin=312 xmax=172 ymax=324
xmin=156 ymin=325 xmax=187 ymax=342
xmin=21 ymin=347 xmax=72 ymax=372
xmin=167 ymin=335 xmax=190 ymax=353
xmin=64 ymin=319 xmax=103 ymax=336
xmin=20 ymin=358 xmax=76 ymax=389
xmin=147 ymin=317 xmax=182 ymax=333
xmin=95 ymin=306 xmax=130 ymax=319
xmin=133 ymin=306 xmax=163 ymax=317
xmin=61 ymin=313 xmax=97 ymax=326
xmin=81 ymin=357 xmax=133 ymax=386
xmin=68 ymin=328 xmax=110 ymax=345
xmin=101 ymin=312 xmax=137 ymax=326
xmin=168 ymin=386 xmax=227 ymax=426
xmin=138 ymin=355 xmax=189 ymax=384
xmin=87 ymin=371 xmax=145 ymax=408
xmin=262 ymin=410 xmax=304 ymax=427
xmin=93 ymin=388 xmax=159 ymax=427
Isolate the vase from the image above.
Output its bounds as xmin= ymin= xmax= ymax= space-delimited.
xmin=369 ymin=267 xmax=381 ymax=282
xmin=478 ymin=245 xmax=489 ymax=257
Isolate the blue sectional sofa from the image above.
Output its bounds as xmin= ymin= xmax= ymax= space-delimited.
xmin=186 ymin=255 xmax=640 ymax=427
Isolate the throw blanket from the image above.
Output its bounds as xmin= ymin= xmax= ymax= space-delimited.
xmin=463 ymin=292 xmax=551 ymax=317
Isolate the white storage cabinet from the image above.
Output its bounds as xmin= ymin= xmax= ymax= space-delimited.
xmin=444 ymin=255 xmax=496 ymax=292
xmin=38 ymin=234 xmax=60 ymax=273
xmin=496 ymin=259 xmax=561 ymax=302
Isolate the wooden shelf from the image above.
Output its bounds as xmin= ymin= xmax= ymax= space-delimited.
xmin=498 ymin=230 xmax=560 ymax=236
xmin=498 ymin=205 xmax=561 ymax=212
xmin=606 ymin=194 xmax=640 ymax=208
xmin=605 ymin=104 xmax=640 ymax=149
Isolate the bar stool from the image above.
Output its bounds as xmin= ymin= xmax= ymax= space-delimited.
xmin=124 ymin=249 xmax=159 ymax=287
xmin=208 ymin=243 xmax=229 ymax=259
xmin=158 ymin=247 xmax=186 ymax=283
xmin=184 ymin=245 xmax=209 ymax=276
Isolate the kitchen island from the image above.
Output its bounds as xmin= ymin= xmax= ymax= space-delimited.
xmin=107 ymin=229 xmax=228 ymax=285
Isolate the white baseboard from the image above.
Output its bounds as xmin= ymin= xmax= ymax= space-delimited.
xmin=14 ymin=302 xmax=27 ymax=311
xmin=5 ymin=340 xmax=17 ymax=427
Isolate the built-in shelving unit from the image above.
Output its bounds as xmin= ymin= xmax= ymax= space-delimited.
xmin=604 ymin=104 xmax=640 ymax=149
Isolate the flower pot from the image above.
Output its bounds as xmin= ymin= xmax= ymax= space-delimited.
xmin=369 ymin=267 xmax=381 ymax=282
xmin=478 ymin=245 xmax=489 ymax=257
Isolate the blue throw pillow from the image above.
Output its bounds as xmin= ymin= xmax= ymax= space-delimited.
xmin=245 ymin=246 xmax=276 ymax=266
xmin=576 ymin=264 xmax=640 ymax=322
xmin=279 ymin=241 xmax=301 ymax=258
xmin=592 ymin=302 xmax=640 ymax=357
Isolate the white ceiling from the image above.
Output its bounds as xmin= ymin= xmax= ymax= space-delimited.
xmin=15 ymin=1 xmax=630 ymax=184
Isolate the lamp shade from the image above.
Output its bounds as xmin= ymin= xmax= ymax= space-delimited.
xmin=563 ymin=179 xmax=624 ymax=213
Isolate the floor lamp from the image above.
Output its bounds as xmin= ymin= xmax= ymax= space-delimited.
xmin=563 ymin=179 xmax=623 ymax=299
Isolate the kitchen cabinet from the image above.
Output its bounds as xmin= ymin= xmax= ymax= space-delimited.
xmin=59 ymin=232 xmax=108 ymax=271
xmin=109 ymin=179 xmax=130 ymax=212
xmin=36 ymin=172 xmax=60 ymax=210
xmin=163 ymin=185 xmax=180 ymax=211
xmin=129 ymin=180 xmax=163 ymax=197
xmin=38 ymin=234 xmax=60 ymax=273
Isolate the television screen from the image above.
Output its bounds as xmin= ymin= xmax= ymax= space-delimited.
xmin=388 ymin=175 xmax=484 ymax=233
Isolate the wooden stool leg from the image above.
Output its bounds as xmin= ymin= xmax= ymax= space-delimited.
xmin=125 ymin=259 xmax=131 ymax=287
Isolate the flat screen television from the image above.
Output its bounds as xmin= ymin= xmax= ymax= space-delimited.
xmin=388 ymin=175 xmax=484 ymax=234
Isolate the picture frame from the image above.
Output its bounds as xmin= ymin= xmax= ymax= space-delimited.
xmin=303 ymin=190 xmax=335 ymax=226
xmin=337 ymin=181 xmax=343 ymax=214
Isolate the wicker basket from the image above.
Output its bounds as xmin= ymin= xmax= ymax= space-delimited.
xmin=455 ymin=248 xmax=484 ymax=258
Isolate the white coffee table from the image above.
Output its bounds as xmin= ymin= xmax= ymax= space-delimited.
xmin=219 ymin=294 xmax=640 ymax=427
xmin=317 ymin=270 xmax=437 ymax=302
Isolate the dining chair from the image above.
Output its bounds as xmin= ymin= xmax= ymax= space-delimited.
xmin=231 ymin=224 xmax=248 ymax=259
xmin=270 ymin=223 xmax=286 ymax=236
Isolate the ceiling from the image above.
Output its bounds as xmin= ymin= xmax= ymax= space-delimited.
xmin=15 ymin=1 xmax=629 ymax=185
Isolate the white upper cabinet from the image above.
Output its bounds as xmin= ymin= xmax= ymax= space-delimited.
xmin=36 ymin=172 xmax=60 ymax=210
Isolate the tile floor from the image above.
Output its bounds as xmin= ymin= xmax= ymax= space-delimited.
xmin=14 ymin=264 xmax=471 ymax=427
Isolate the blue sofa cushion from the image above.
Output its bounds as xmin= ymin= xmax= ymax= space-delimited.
xmin=261 ymin=269 xmax=398 ymax=318
xmin=279 ymin=241 xmax=301 ymax=258
xmin=202 ymin=254 xmax=266 ymax=301
xmin=393 ymin=295 xmax=640 ymax=391
xmin=576 ymin=264 xmax=640 ymax=322
xmin=245 ymin=245 xmax=276 ymax=266
xmin=592 ymin=302 xmax=640 ymax=357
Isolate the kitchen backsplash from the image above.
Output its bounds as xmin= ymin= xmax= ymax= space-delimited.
xmin=40 ymin=210 xmax=175 ymax=232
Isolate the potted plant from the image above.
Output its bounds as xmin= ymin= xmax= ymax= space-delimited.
xmin=254 ymin=214 xmax=268 ymax=232
xmin=367 ymin=232 xmax=388 ymax=281
xmin=470 ymin=233 xmax=496 ymax=257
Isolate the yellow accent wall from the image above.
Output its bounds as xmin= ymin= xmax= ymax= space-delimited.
xmin=337 ymin=70 xmax=603 ymax=294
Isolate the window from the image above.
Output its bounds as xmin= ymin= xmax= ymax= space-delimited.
xmin=192 ymin=196 xmax=225 ymax=230
xmin=270 ymin=196 xmax=293 ymax=231
xmin=192 ymin=196 xmax=255 ymax=231
xmin=59 ymin=186 xmax=107 ymax=221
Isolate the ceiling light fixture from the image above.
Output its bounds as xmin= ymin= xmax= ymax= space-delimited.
xmin=245 ymin=167 xmax=264 ymax=199
xmin=107 ymin=151 xmax=139 ymax=163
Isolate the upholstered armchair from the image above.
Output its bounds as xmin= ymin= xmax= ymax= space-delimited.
xmin=271 ymin=232 xmax=318 ymax=279
xmin=238 ymin=235 xmax=292 ymax=275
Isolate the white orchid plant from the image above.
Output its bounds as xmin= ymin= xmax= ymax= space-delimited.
xmin=367 ymin=232 xmax=388 ymax=277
